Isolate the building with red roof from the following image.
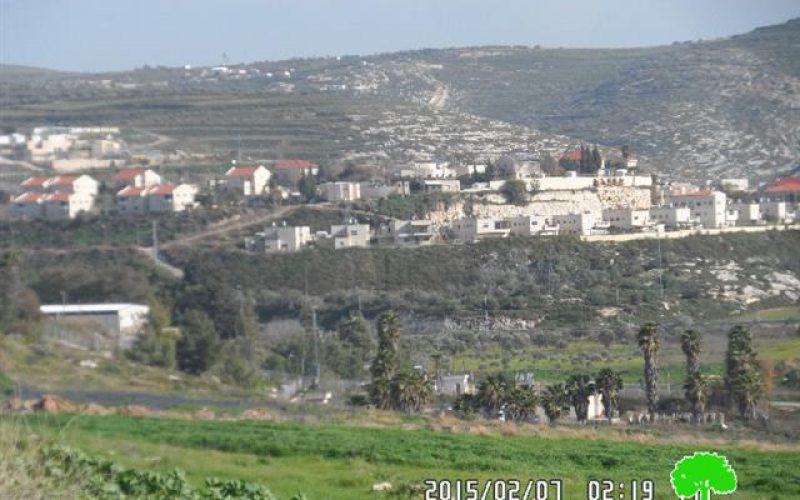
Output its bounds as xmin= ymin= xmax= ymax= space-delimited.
xmin=14 ymin=174 xmax=99 ymax=219
xmin=764 ymin=177 xmax=800 ymax=204
xmin=273 ymin=159 xmax=319 ymax=185
xmin=20 ymin=176 xmax=51 ymax=191
xmin=225 ymin=164 xmax=271 ymax=196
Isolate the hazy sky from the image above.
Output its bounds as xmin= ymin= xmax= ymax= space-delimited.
xmin=3 ymin=0 xmax=800 ymax=72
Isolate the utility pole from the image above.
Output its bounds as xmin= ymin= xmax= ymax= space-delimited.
xmin=152 ymin=220 xmax=159 ymax=261
xmin=657 ymin=232 xmax=665 ymax=301
xmin=312 ymin=307 xmax=320 ymax=388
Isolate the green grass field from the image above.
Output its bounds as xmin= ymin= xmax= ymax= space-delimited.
xmin=8 ymin=413 xmax=798 ymax=499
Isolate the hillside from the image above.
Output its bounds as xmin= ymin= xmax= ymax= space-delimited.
xmin=3 ymin=19 xmax=798 ymax=178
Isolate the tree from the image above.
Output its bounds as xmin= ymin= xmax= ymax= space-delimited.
xmin=504 ymin=386 xmax=539 ymax=422
xmin=591 ymin=145 xmax=602 ymax=172
xmin=724 ymin=325 xmax=762 ymax=421
xmin=670 ymin=452 xmax=737 ymax=500
xmin=637 ymin=322 xmax=661 ymax=420
xmin=680 ymin=329 xmax=706 ymax=422
xmin=476 ymin=373 xmax=508 ymax=417
xmin=540 ymin=152 xmax=564 ymax=176
xmin=566 ymin=373 xmax=595 ymax=422
xmin=175 ymin=310 xmax=221 ymax=374
xmin=500 ymin=180 xmax=528 ymax=206
xmin=369 ymin=311 xmax=400 ymax=409
xmin=390 ymin=369 xmax=432 ymax=413
xmin=541 ymin=383 xmax=570 ymax=423
xmin=621 ymin=145 xmax=631 ymax=162
xmin=126 ymin=300 xmax=178 ymax=369
xmin=595 ymin=368 xmax=623 ymax=421
xmin=297 ymin=172 xmax=317 ymax=202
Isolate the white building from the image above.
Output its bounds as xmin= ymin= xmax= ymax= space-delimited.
xmin=435 ymin=374 xmax=476 ymax=396
xmin=113 ymin=168 xmax=162 ymax=189
xmin=273 ymin=159 xmax=319 ymax=185
xmin=249 ymin=223 xmax=313 ymax=253
xmin=508 ymin=215 xmax=559 ymax=236
xmin=665 ymin=190 xmax=732 ymax=228
xmin=143 ymin=184 xmax=198 ymax=213
xmin=450 ymin=217 xmax=510 ymax=242
xmin=320 ymin=181 xmax=361 ymax=202
xmin=453 ymin=163 xmax=487 ymax=177
xmin=225 ymin=165 xmax=272 ymax=196
xmin=46 ymin=175 xmax=99 ymax=197
xmin=115 ymin=186 xmax=148 ymax=215
xmin=40 ymin=303 xmax=150 ymax=350
xmin=761 ymin=201 xmax=793 ymax=223
xmin=719 ymin=178 xmax=749 ymax=192
xmin=603 ymin=207 xmax=651 ymax=230
xmin=649 ymin=205 xmax=693 ymax=228
xmin=41 ymin=191 xmax=95 ymax=220
xmin=330 ymin=224 xmax=371 ymax=249
xmin=14 ymin=174 xmax=98 ymax=220
xmin=552 ymin=212 xmax=597 ymax=236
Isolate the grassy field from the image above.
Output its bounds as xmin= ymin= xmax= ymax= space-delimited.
xmin=11 ymin=413 xmax=800 ymax=499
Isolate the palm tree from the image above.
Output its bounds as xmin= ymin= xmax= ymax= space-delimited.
xmin=477 ymin=373 xmax=508 ymax=417
xmin=680 ymin=329 xmax=704 ymax=422
xmin=541 ymin=384 xmax=570 ymax=424
xmin=595 ymin=368 xmax=624 ymax=422
xmin=390 ymin=370 xmax=432 ymax=413
xmin=505 ymin=386 xmax=539 ymax=422
xmin=369 ymin=311 xmax=400 ymax=409
xmin=683 ymin=373 xmax=708 ymax=422
xmin=566 ymin=374 xmax=595 ymax=422
xmin=637 ymin=322 xmax=661 ymax=420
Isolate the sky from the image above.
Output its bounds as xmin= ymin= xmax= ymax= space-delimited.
xmin=2 ymin=0 xmax=800 ymax=73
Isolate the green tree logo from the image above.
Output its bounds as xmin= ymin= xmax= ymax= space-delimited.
xmin=670 ymin=452 xmax=737 ymax=500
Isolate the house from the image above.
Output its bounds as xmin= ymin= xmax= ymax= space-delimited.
xmin=435 ymin=374 xmax=475 ymax=396
xmin=113 ymin=168 xmax=162 ymax=189
xmin=665 ymin=190 xmax=732 ymax=228
xmin=508 ymin=215 xmax=559 ymax=236
xmin=46 ymin=175 xmax=99 ymax=197
xmin=115 ymin=186 xmax=148 ymax=215
xmin=450 ymin=217 xmax=510 ymax=242
xmin=224 ymin=165 xmax=271 ymax=196
xmin=319 ymin=181 xmax=361 ymax=202
xmin=144 ymin=184 xmax=198 ymax=212
xmin=552 ymin=212 xmax=597 ymax=236
xmin=389 ymin=219 xmax=437 ymax=246
xmin=649 ymin=205 xmax=693 ymax=229
xmin=453 ymin=163 xmax=487 ymax=177
xmin=41 ymin=191 xmax=95 ymax=220
xmin=12 ymin=192 xmax=46 ymax=219
xmin=40 ymin=303 xmax=150 ymax=350
xmin=718 ymin=178 xmax=749 ymax=192
xmin=411 ymin=161 xmax=456 ymax=179
xmin=19 ymin=176 xmax=50 ymax=192
xmin=273 ymin=159 xmax=319 ymax=185
xmin=422 ymin=179 xmax=461 ymax=193
xmin=602 ymin=207 xmax=652 ymax=230
xmin=247 ymin=223 xmax=313 ymax=253
xmin=763 ymin=177 xmax=800 ymax=204
xmin=330 ymin=223 xmax=371 ymax=249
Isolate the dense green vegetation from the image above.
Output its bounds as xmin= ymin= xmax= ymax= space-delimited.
xmin=18 ymin=414 xmax=800 ymax=499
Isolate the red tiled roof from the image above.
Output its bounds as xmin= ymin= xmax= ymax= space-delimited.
xmin=21 ymin=176 xmax=49 ymax=187
xmin=560 ymin=149 xmax=582 ymax=162
xmin=274 ymin=159 xmax=318 ymax=170
xmin=147 ymin=184 xmax=178 ymax=195
xmin=226 ymin=165 xmax=262 ymax=177
xmin=113 ymin=168 xmax=147 ymax=182
xmin=117 ymin=186 xmax=146 ymax=197
xmin=49 ymin=175 xmax=78 ymax=186
xmin=764 ymin=177 xmax=800 ymax=193
xmin=45 ymin=192 xmax=71 ymax=202
xmin=14 ymin=192 xmax=45 ymax=204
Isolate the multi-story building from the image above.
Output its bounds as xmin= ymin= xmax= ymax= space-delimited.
xmin=247 ymin=223 xmax=313 ymax=253
xmin=115 ymin=186 xmax=148 ymax=215
xmin=450 ymin=217 xmax=510 ymax=242
xmin=603 ymin=207 xmax=651 ymax=230
xmin=224 ymin=165 xmax=272 ymax=196
xmin=761 ymin=201 xmax=793 ymax=223
xmin=14 ymin=175 xmax=99 ymax=220
xmin=649 ymin=205 xmax=693 ymax=229
xmin=665 ymin=189 xmax=732 ymax=228
xmin=423 ymin=179 xmax=461 ymax=193
xmin=551 ymin=212 xmax=597 ymax=236
xmin=731 ymin=202 xmax=761 ymax=225
xmin=508 ymin=215 xmax=559 ymax=236
xmin=330 ymin=223 xmax=371 ymax=249
xmin=142 ymin=184 xmax=198 ymax=213
xmin=319 ymin=181 xmax=361 ymax=202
